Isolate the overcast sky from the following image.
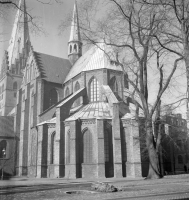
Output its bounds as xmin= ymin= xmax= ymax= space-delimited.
xmin=0 ymin=0 xmax=75 ymax=64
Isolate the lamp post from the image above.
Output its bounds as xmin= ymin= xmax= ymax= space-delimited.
xmin=1 ymin=148 xmax=6 ymax=180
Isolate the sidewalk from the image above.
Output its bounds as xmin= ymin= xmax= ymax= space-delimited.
xmin=1 ymin=174 xmax=189 ymax=188
xmin=0 ymin=176 xmax=143 ymax=188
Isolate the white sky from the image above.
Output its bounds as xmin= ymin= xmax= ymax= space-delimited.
xmin=0 ymin=0 xmax=75 ymax=64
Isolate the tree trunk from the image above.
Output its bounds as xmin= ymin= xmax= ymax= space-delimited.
xmin=146 ymin=120 xmax=162 ymax=179
xmin=184 ymin=46 xmax=189 ymax=122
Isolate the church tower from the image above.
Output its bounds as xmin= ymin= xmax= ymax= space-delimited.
xmin=0 ymin=0 xmax=30 ymax=116
xmin=68 ymin=1 xmax=82 ymax=65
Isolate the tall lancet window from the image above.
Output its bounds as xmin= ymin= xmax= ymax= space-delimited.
xmin=50 ymin=132 xmax=56 ymax=164
xmin=74 ymin=81 xmax=80 ymax=106
xmin=89 ymin=77 xmax=99 ymax=102
xmin=83 ymin=129 xmax=92 ymax=163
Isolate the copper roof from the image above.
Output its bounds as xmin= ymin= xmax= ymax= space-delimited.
xmin=34 ymin=52 xmax=72 ymax=84
xmin=65 ymin=102 xmax=112 ymax=121
xmin=64 ymin=43 xmax=123 ymax=83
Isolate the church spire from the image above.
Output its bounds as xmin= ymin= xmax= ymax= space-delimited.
xmin=68 ymin=0 xmax=82 ymax=65
xmin=6 ymin=0 xmax=30 ymax=72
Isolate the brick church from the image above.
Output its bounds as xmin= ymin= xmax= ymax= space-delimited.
xmin=0 ymin=0 xmax=188 ymax=179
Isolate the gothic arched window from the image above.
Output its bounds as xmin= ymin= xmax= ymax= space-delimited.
xmin=74 ymin=81 xmax=80 ymax=106
xmin=83 ymin=129 xmax=92 ymax=163
xmin=74 ymin=44 xmax=77 ymax=52
xmin=70 ymin=45 xmax=72 ymax=53
xmin=49 ymin=88 xmax=58 ymax=107
xmin=50 ymin=132 xmax=56 ymax=164
xmin=89 ymin=77 xmax=99 ymax=102
xmin=13 ymin=81 xmax=17 ymax=90
xmin=65 ymin=87 xmax=70 ymax=97
xmin=0 ymin=140 xmax=7 ymax=158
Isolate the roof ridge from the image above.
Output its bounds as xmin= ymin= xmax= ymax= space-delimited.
xmin=33 ymin=51 xmax=69 ymax=61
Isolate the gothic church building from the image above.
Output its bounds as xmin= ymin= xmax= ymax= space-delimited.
xmin=0 ymin=0 xmax=144 ymax=178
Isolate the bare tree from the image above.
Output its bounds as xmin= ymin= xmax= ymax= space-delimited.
xmin=59 ymin=0 xmax=185 ymax=179
xmin=141 ymin=0 xmax=189 ymax=121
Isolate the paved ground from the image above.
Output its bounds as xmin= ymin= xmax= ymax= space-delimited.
xmin=1 ymin=174 xmax=189 ymax=199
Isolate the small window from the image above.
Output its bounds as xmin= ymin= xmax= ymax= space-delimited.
xmin=65 ymin=87 xmax=70 ymax=97
xmin=70 ymin=45 xmax=72 ymax=53
xmin=74 ymin=44 xmax=77 ymax=52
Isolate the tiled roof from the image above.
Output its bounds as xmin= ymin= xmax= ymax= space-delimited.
xmin=64 ymin=43 xmax=123 ymax=83
xmin=65 ymin=102 xmax=112 ymax=121
xmin=34 ymin=52 xmax=72 ymax=84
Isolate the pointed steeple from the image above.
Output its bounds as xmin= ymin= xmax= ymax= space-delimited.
xmin=68 ymin=0 xmax=82 ymax=65
xmin=6 ymin=0 xmax=30 ymax=73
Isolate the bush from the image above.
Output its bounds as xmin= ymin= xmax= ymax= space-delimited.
xmin=91 ymin=182 xmax=118 ymax=192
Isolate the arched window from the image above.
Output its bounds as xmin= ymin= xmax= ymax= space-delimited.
xmin=49 ymin=88 xmax=58 ymax=107
xmin=50 ymin=132 xmax=56 ymax=164
xmin=30 ymin=91 xmax=34 ymax=127
xmin=70 ymin=45 xmax=72 ymax=53
xmin=178 ymin=155 xmax=183 ymax=164
xmin=0 ymin=140 xmax=7 ymax=158
xmin=89 ymin=77 xmax=99 ymax=102
xmin=13 ymin=82 xmax=17 ymax=90
xmin=65 ymin=87 xmax=70 ymax=97
xmin=83 ymin=129 xmax=92 ymax=163
xmin=74 ymin=44 xmax=77 ymax=52
xmin=67 ymin=131 xmax=70 ymax=163
xmin=74 ymin=82 xmax=80 ymax=106
xmin=109 ymin=76 xmax=118 ymax=95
